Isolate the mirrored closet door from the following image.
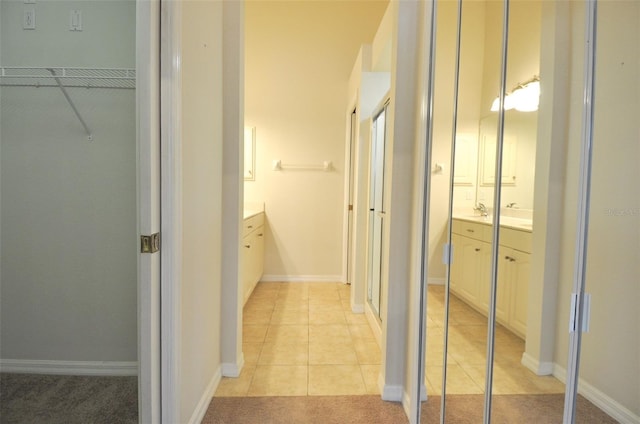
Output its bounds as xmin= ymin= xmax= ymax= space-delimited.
xmin=416 ymin=0 xmax=638 ymax=422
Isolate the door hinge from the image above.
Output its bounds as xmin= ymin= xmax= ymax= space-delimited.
xmin=442 ymin=243 xmax=453 ymax=265
xmin=141 ymin=233 xmax=160 ymax=254
xmin=569 ymin=292 xmax=591 ymax=333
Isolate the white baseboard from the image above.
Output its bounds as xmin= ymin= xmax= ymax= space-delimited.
xmin=365 ymin=303 xmax=382 ymax=348
xmin=0 ymin=359 xmax=138 ymax=376
xmin=260 ymin=275 xmax=344 ymax=283
xmin=427 ymin=278 xmax=446 ymax=285
xmin=221 ymin=352 xmax=244 ymax=378
xmin=521 ymin=352 xmax=554 ymax=375
xmin=379 ymin=374 xmax=403 ymax=402
xmin=188 ymin=365 xmax=221 ymax=424
xmin=351 ymin=302 xmax=365 ymax=313
xmin=553 ymin=364 xmax=640 ymax=424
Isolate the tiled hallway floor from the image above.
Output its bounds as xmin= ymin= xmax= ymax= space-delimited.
xmin=214 ymin=282 xmax=564 ymax=398
xmin=214 ymin=282 xmax=381 ymax=397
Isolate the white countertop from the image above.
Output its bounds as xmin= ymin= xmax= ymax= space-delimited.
xmin=243 ymin=209 xmax=263 ymax=220
xmin=453 ymin=214 xmax=533 ymax=232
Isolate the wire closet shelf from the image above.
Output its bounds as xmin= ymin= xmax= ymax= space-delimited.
xmin=1 ymin=67 xmax=136 ymax=141
xmin=0 ymin=67 xmax=136 ymax=89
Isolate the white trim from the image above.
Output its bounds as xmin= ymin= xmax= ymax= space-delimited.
xmin=0 ymin=359 xmax=138 ymax=376
xmin=136 ymin=0 xmax=161 ymax=421
xmin=342 ymin=98 xmax=357 ymax=284
xmin=187 ymin=366 xmax=222 ymax=424
xmin=365 ymin=301 xmax=383 ymax=348
xmin=553 ymin=364 xmax=640 ymax=424
xmin=351 ymin=303 xmax=365 ymax=314
xmin=520 ymin=352 xmax=554 ymax=375
xmin=260 ymin=274 xmax=344 ymax=283
xmin=380 ymin=383 xmax=404 ymax=402
xmin=221 ymin=353 xmax=245 ymax=378
xmin=160 ymin=0 xmax=183 ymax=422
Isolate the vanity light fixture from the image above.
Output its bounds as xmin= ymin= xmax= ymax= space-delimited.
xmin=491 ymin=76 xmax=540 ymax=112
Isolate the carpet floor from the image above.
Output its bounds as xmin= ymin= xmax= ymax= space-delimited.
xmin=0 ymin=373 xmax=138 ymax=424
xmin=204 ymin=394 xmax=619 ymax=424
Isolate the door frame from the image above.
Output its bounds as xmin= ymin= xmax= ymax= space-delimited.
xmin=137 ymin=0 xmax=162 ymax=422
xmin=343 ymin=105 xmax=358 ymax=286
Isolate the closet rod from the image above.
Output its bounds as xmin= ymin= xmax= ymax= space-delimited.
xmin=48 ymin=68 xmax=93 ymax=141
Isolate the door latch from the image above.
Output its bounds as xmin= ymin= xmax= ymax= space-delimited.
xmin=141 ymin=233 xmax=160 ymax=253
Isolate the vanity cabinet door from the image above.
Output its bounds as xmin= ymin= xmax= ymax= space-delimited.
xmin=452 ymin=235 xmax=484 ymax=305
xmin=508 ymin=248 xmax=530 ymax=338
xmin=249 ymin=227 xmax=264 ymax=287
xmin=495 ymin=246 xmax=512 ymax=326
xmin=242 ymin=215 xmax=265 ymax=305
xmin=242 ymin=234 xmax=253 ymax=303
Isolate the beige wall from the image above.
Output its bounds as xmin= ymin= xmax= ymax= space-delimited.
xmin=179 ymin=1 xmax=223 ymax=422
xmin=244 ymin=0 xmax=387 ymax=281
xmin=0 ymin=0 xmax=137 ymax=365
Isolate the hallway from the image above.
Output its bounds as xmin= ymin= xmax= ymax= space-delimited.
xmin=214 ymin=282 xmax=381 ymax=397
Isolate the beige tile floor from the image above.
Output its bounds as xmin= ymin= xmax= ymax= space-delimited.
xmin=424 ymin=285 xmax=565 ymax=395
xmin=214 ymin=282 xmax=564 ymax=398
xmin=214 ymin=282 xmax=382 ymax=397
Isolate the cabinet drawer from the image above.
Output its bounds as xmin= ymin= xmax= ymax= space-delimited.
xmin=500 ymin=227 xmax=532 ymax=253
xmin=243 ymin=212 xmax=264 ymax=237
xmin=452 ymin=219 xmax=490 ymax=242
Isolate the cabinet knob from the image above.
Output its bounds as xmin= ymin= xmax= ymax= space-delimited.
xmin=258 ymin=233 xmax=263 ymax=237
xmin=244 ymin=244 xmax=251 ymax=249
xmin=248 ymin=225 xmax=253 ymax=229
xmin=475 ymin=248 xmax=481 ymax=252
xmin=467 ymin=229 xmax=475 ymax=233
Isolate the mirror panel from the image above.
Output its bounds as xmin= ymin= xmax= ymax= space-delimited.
xmin=575 ymin=0 xmax=639 ymax=421
xmin=442 ymin=0 xmax=504 ymax=420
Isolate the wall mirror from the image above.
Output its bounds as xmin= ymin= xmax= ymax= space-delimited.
xmin=453 ymin=110 xmax=538 ymax=213
xmin=244 ymin=126 xmax=256 ymax=181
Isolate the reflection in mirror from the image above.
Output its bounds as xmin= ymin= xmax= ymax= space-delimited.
xmin=442 ymin=0 xmax=501 ymax=420
xmin=490 ymin=0 xmax=566 ymax=421
xmin=431 ymin=0 xmax=635 ymax=422
xmin=421 ymin=0 xmax=459 ymax=420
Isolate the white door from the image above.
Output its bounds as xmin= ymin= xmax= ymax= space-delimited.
xmin=367 ymin=103 xmax=388 ymax=318
xmin=346 ymin=108 xmax=357 ymax=285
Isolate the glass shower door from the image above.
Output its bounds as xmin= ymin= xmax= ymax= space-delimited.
xmin=367 ymin=103 xmax=388 ymax=319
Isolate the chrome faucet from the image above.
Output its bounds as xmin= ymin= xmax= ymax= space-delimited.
xmin=474 ymin=202 xmax=488 ymax=217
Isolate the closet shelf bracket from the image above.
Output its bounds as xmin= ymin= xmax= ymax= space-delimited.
xmin=47 ymin=68 xmax=93 ymax=141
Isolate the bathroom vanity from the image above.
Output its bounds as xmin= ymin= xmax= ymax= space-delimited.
xmin=450 ymin=215 xmax=532 ymax=338
xmin=242 ymin=210 xmax=265 ymax=304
